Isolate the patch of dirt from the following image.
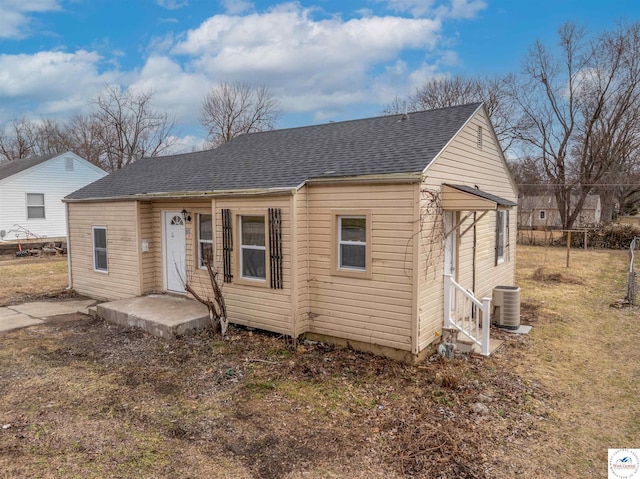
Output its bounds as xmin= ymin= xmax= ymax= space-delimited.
xmin=0 ymin=313 xmax=551 ymax=479
xmin=531 ymin=266 xmax=584 ymax=284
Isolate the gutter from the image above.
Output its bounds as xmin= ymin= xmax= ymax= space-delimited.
xmin=302 ymin=172 xmax=422 ymax=188
xmin=65 ymin=201 xmax=73 ymax=291
xmin=64 ymin=172 xmax=423 ymax=203
xmin=63 ymin=187 xmax=297 ymax=203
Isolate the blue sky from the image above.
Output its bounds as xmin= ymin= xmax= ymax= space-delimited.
xmin=0 ymin=0 xmax=638 ymax=151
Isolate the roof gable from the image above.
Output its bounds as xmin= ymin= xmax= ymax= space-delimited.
xmin=67 ymin=103 xmax=483 ymax=201
xmin=0 ymin=153 xmax=60 ymax=182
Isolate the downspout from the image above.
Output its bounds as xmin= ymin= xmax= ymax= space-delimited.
xmin=472 ymin=212 xmax=477 ymax=293
xmin=65 ymin=201 xmax=73 ymax=291
xmin=306 ymin=185 xmax=311 ymax=325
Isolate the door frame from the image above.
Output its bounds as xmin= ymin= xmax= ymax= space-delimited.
xmin=444 ymin=210 xmax=457 ymax=280
xmin=162 ymin=210 xmax=186 ymax=293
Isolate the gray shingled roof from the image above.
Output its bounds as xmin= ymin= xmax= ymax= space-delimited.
xmin=0 ymin=152 xmax=60 ymax=182
xmin=445 ymin=184 xmax=517 ymax=207
xmin=67 ymin=103 xmax=482 ymax=201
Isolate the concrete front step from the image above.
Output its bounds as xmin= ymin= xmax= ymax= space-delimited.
xmin=96 ymin=294 xmax=211 ymax=338
xmin=442 ymin=327 xmax=503 ymax=356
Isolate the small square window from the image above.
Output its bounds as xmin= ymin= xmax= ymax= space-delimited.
xmin=26 ymin=193 xmax=45 ymax=219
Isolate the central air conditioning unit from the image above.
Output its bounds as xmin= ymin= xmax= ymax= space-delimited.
xmin=492 ymin=285 xmax=521 ymax=330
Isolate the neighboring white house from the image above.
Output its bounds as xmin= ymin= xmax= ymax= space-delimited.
xmin=0 ymin=152 xmax=107 ymax=240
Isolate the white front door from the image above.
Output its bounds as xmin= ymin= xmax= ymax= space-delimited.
xmin=164 ymin=211 xmax=186 ymax=293
xmin=444 ymin=211 xmax=456 ymax=277
xmin=444 ymin=211 xmax=457 ymax=313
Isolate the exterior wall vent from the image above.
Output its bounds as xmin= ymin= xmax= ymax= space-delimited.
xmin=492 ymin=285 xmax=520 ymax=329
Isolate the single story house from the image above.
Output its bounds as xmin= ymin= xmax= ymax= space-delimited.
xmin=0 ymin=151 xmax=107 ymax=241
xmin=518 ymin=194 xmax=601 ymax=229
xmin=65 ymin=103 xmax=518 ymax=362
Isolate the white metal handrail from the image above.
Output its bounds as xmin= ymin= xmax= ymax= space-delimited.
xmin=443 ymin=273 xmax=491 ymax=356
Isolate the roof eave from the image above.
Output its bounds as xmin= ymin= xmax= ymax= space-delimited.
xmin=303 ymin=172 xmax=422 ymax=187
xmin=63 ymin=186 xmax=297 ymax=203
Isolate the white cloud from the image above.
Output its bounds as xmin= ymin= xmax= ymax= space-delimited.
xmin=0 ymin=0 xmax=61 ymax=39
xmin=156 ymin=0 xmax=188 ymax=10
xmin=221 ymin=0 xmax=254 ymax=15
xmin=172 ymin=5 xmax=441 ymax=76
xmin=0 ymin=1 xmax=487 ymax=137
xmin=165 ymin=134 xmax=209 ymax=154
xmin=442 ymin=0 xmax=486 ymax=19
xmin=165 ymin=4 xmax=444 ymax=122
xmin=377 ymin=0 xmax=486 ymax=19
xmin=128 ymin=55 xmax=211 ymax=123
xmin=0 ymin=50 xmax=116 ymax=122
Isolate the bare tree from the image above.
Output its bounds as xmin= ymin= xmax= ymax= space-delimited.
xmin=383 ymin=75 xmax=517 ymax=152
xmin=200 ymin=82 xmax=281 ymax=148
xmin=63 ymin=114 xmax=108 ymax=169
xmin=184 ymin=251 xmax=228 ymax=336
xmin=508 ymin=156 xmax=550 ymax=197
xmin=0 ymin=118 xmax=40 ymax=161
xmin=93 ymin=85 xmax=177 ymax=171
xmin=511 ymin=22 xmax=640 ymax=229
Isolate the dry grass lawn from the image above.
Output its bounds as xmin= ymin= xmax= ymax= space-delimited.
xmin=514 ymin=245 xmax=640 ymax=477
xmin=0 ymin=255 xmax=68 ymax=306
xmin=0 ymin=246 xmax=638 ymax=478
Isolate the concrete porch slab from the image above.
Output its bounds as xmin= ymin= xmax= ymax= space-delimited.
xmin=96 ymin=294 xmax=210 ymax=338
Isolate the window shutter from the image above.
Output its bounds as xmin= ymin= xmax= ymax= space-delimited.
xmin=222 ymin=209 xmax=233 ymax=283
xmin=268 ymin=208 xmax=283 ymax=289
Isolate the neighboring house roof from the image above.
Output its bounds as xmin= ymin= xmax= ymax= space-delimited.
xmin=66 ymin=103 xmax=484 ymax=201
xmin=519 ymin=194 xmax=601 ymax=211
xmin=0 ymin=152 xmax=60 ymax=182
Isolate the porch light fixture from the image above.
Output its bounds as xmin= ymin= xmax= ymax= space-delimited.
xmin=181 ymin=209 xmax=191 ymax=222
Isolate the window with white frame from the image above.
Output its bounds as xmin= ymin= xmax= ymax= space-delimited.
xmin=26 ymin=193 xmax=45 ymax=219
xmin=198 ymin=213 xmax=213 ymax=268
xmin=539 ymin=210 xmax=546 ymax=220
xmin=338 ymin=216 xmax=366 ymax=270
xmin=240 ymin=215 xmax=266 ymax=280
xmin=92 ymin=226 xmax=108 ymax=272
xmin=496 ymin=210 xmax=507 ymax=264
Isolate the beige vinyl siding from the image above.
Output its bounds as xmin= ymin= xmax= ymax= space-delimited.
xmin=293 ymin=189 xmax=309 ymax=335
xmin=304 ymin=183 xmax=415 ymax=351
xmin=417 ymin=108 xmax=518 ymax=351
xmin=68 ymin=201 xmax=141 ymax=300
xmin=215 ymin=196 xmax=293 ymax=335
xmin=139 ymin=201 xmax=155 ymax=293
